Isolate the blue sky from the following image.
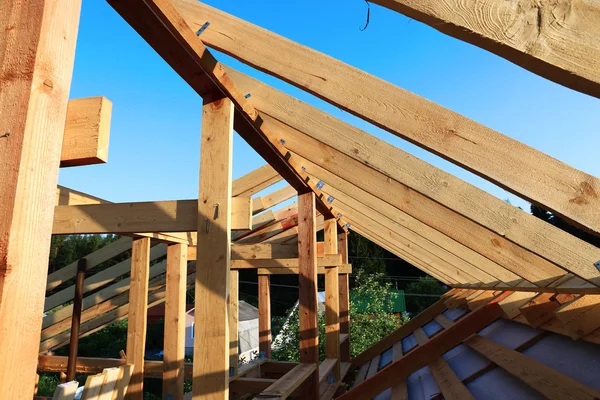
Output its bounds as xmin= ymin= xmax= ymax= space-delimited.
xmin=60 ymin=0 xmax=599 ymax=211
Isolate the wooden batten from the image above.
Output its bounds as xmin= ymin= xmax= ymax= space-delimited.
xmin=233 ymin=163 xmax=281 ymax=197
xmin=61 ymin=96 xmax=112 ymax=167
xmin=258 ymin=274 xmax=272 ymax=359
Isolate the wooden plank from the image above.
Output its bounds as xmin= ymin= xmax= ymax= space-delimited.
xmin=125 ymin=238 xmax=150 ymax=400
xmin=428 ymin=358 xmax=474 ymax=400
xmin=338 ymin=293 xmax=511 ymax=400
xmin=390 ymin=342 xmax=407 ymax=400
xmin=52 ymin=197 xmax=251 ymax=234
xmin=52 ymin=381 xmax=79 ymax=400
xmin=433 ymin=314 xmax=455 ymax=330
xmin=338 ymin=231 xmax=351 ymax=363
xmin=353 ymin=363 xmax=369 ymax=387
xmin=0 ymin=0 xmax=80 ymax=397
xmin=230 ymin=377 xmax=277 ymax=393
xmin=253 ymin=185 xmax=296 ymax=214
xmin=193 ymin=92 xmax=234 ymax=400
xmin=555 ymin=295 xmax=600 ymax=340
xmin=351 ymin=295 xmax=451 ymax=366
xmin=178 ymin=2 xmax=600 ymax=236
xmin=97 ymin=367 xmax=120 ymax=400
xmin=45 ymin=243 xmax=167 ymax=312
xmin=230 ymin=269 xmax=239 ymax=375
xmin=112 ymin=364 xmax=134 ymax=400
xmin=233 ymin=164 xmax=281 ymax=197
xmin=256 ymin=264 xmax=351 ymax=276
xmin=230 ymin=243 xmax=298 ymax=260
xmin=253 ymin=363 xmax=316 ymax=400
xmin=80 ymin=373 xmax=105 ymax=400
xmin=298 ymin=192 xmax=319 ymax=398
xmin=163 ymin=244 xmax=188 ymax=400
xmin=498 ymin=288 xmax=539 ymax=319
xmin=413 ymin=327 xmax=429 ymax=345
xmin=231 ymin=255 xmax=342 ymax=269
xmin=324 ymin=218 xmax=340 ymax=381
xmin=465 ymin=334 xmax=600 ymax=400
xmin=258 ymin=274 xmax=272 ymax=359
xmin=368 ymin=0 xmax=600 ymax=99
xmin=61 ymin=97 xmax=112 ymax=167
xmin=366 ymin=355 xmax=380 ymax=378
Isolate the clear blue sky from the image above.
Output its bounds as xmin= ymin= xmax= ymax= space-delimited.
xmin=60 ymin=0 xmax=599 ymax=211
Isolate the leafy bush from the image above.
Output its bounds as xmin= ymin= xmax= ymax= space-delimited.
xmin=271 ymin=272 xmax=406 ymax=362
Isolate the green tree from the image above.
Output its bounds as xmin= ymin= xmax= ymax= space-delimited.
xmin=271 ymin=272 xmax=406 ymax=362
xmin=405 ymin=276 xmax=447 ymax=314
xmin=348 ymin=231 xmax=386 ymax=275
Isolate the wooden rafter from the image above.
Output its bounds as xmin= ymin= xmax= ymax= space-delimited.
xmin=176 ymin=0 xmax=600 ymax=236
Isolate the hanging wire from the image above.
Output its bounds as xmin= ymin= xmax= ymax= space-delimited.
xmin=359 ymin=0 xmax=371 ymax=31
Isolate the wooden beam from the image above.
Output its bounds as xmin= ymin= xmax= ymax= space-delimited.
xmin=52 ymin=197 xmax=252 ymax=234
xmin=428 ymin=358 xmax=474 ymax=400
xmin=229 ymin=270 xmax=239 ymax=375
xmin=555 ymin=294 xmax=600 ymax=340
xmin=193 ymin=92 xmax=233 ymax=400
xmin=256 ymin=264 xmax=352 ymax=276
xmin=338 ymin=293 xmax=510 ymax=400
xmin=324 ymin=218 xmax=340 ymax=381
xmin=230 ymin=243 xmax=298 ymax=260
xmin=453 ymin=284 xmax=600 ymax=295
xmin=231 ymin=255 xmax=342 ymax=269
xmin=465 ymin=334 xmax=600 ymax=400
xmin=126 ymin=237 xmax=151 ymax=400
xmin=61 ymin=97 xmax=112 ymax=167
xmin=163 ymin=244 xmax=188 ymax=400
xmin=221 ymin=65 xmax=600 ymax=285
xmin=298 ymin=192 xmax=319 ymax=398
xmin=253 ymin=185 xmax=296 ymax=214
xmin=258 ymin=274 xmax=272 ymax=359
xmin=253 ymin=363 xmax=316 ymax=400
xmin=233 ymin=164 xmax=281 ymax=197
xmin=338 ymin=231 xmax=351 ymax=363
xmin=177 ymin=1 xmax=600 ymax=236
xmin=368 ymin=0 xmax=600 ymax=99
xmin=0 ymin=0 xmax=80 ymax=397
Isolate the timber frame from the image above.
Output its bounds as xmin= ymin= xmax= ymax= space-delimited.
xmin=2 ymin=0 xmax=600 ymax=399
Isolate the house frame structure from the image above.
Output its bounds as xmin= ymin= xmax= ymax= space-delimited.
xmin=2 ymin=0 xmax=600 ymax=399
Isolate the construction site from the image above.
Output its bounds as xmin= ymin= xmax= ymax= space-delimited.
xmin=1 ymin=0 xmax=600 ymax=399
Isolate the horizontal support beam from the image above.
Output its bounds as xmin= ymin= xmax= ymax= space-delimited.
xmin=52 ymin=198 xmax=252 ymax=234
xmin=61 ymin=97 xmax=112 ymax=167
xmin=231 ymin=243 xmax=299 ymax=260
xmin=257 ymin=264 xmax=352 ymax=275
xmin=453 ymin=284 xmax=600 ymax=295
xmin=233 ymin=164 xmax=282 ymax=197
xmin=231 ymin=254 xmax=342 ymax=269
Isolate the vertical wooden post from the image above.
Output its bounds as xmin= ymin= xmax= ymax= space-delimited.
xmin=126 ymin=237 xmax=151 ymax=400
xmin=258 ymin=274 xmax=272 ymax=359
xmin=338 ymin=231 xmax=351 ymax=362
xmin=324 ymin=218 xmax=340 ymax=380
xmin=230 ymin=269 xmax=239 ymax=375
xmin=66 ymin=258 xmax=86 ymax=381
xmin=298 ymin=192 xmax=319 ymax=398
xmin=163 ymin=243 xmax=188 ymax=400
xmin=194 ymin=92 xmax=234 ymax=400
xmin=0 ymin=1 xmax=80 ymax=396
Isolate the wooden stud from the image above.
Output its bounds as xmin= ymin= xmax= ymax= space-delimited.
xmin=230 ymin=270 xmax=239 ymax=375
xmin=258 ymin=274 xmax=272 ymax=359
xmin=125 ymin=238 xmax=151 ymax=400
xmin=193 ymin=92 xmax=234 ymax=400
xmin=61 ymin=97 xmax=112 ymax=167
xmin=298 ymin=192 xmax=319 ymax=398
xmin=338 ymin=231 xmax=351 ymax=363
xmin=66 ymin=259 xmax=86 ymax=381
xmin=0 ymin=0 xmax=80 ymax=397
xmin=163 ymin=244 xmax=188 ymax=400
xmin=324 ymin=218 xmax=340 ymax=381
xmin=466 ymin=334 xmax=600 ymax=400
xmin=52 ymin=197 xmax=252 ymax=234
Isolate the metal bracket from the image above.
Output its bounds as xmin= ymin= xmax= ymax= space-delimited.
xmin=244 ymin=93 xmax=252 ymax=99
xmin=345 ymin=222 xmax=351 ymax=229
xmin=337 ymin=213 xmax=342 ymax=219
xmin=279 ymin=138 xmax=286 ymax=145
xmin=327 ymin=195 xmax=334 ymax=203
xmin=316 ymin=180 xmax=325 ymax=190
xmin=196 ymin=21 xmax=211 ymax=36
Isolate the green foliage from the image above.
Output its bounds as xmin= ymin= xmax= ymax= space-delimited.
xmin=404 ymin=276 xmax=447 ymax=314
xmin=271 ymin=272 xmax=405 ymax=362
xmin=37 ymin=373 xmax=60 ymax=396
xmin=49 ymin=234 xmax=121 ymax=274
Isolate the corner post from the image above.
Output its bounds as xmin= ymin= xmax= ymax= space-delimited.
xmin=258 ymin=274 xmax=272 ymax=359
xmin=0 ymin=1 xmax=80 ymax=396
xmin=126 ymin=237 xmax=151 ymax=400
xmin=298 ymin=191 xmax=319 ymax=398
xmin=324 ymin=218 xmax=340 ymax=380
xmin=338 ymin=231 xmax=351 ymax=362
xmin=194 ymin=91 xmax=234 ymax=400
xmin=163 ymin=243 xmax=188 ymax=400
